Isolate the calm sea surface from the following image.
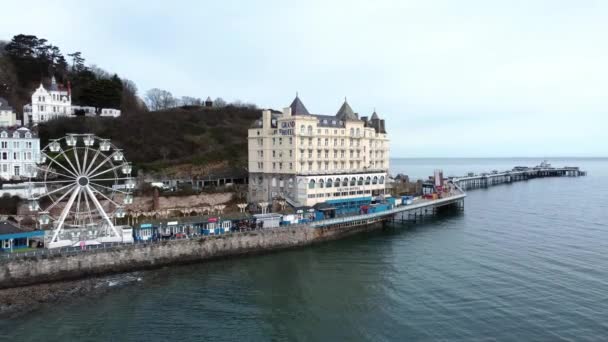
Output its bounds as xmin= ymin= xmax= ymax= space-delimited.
xmin=2 ymin=158 xmax=607 ymax=341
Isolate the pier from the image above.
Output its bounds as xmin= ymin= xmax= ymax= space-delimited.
xmin=450 ymin=166 xmax=586 ymax=191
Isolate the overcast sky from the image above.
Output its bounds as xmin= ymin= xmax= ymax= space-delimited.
xmin=2 ymin=0 xmax=607 ymax=157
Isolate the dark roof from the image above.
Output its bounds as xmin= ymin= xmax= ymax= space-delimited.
xmin=0 ymin=221 xmax=23 ymax=235
xmin=289 ymin=95 xmax=310 ymax=115
xmin=371 ymin=111 xmax=379 ymax=120
xmin=0 ymin=97 xmax=13 ymax=111
xmin=336 ymin=100 xmax=358 ymax=121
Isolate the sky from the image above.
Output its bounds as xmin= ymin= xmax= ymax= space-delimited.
xmin=2 ymin=0 xmax=607 ymax=157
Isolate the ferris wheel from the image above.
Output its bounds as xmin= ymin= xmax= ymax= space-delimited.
xmin=28 ymin=134 xmax=135 ymax=247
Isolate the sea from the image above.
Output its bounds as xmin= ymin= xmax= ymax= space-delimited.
xmin=1 ymin=158 xmax=607 ymax=341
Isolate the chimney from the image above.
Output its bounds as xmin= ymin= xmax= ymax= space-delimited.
xmin=262 ymin=109 xmax=272 ymax=129
xmin=283 ymin=106 xmax=292 ymax=117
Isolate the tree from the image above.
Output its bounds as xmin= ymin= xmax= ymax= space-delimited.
xmin=67 ymin=51 xmax=85 ymax=72
xmin=145 ymin=88 xmax=176 ymax=111
xmin=180 ymin=96 xmax=201 ymax=106
xmin=214 ymin=97 xmax=227 ymax=107
xmin=121 ymin=78 xmax=141 ymax=114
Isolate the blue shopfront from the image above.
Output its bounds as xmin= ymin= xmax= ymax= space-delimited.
xmin=0 ymin=221 xmax=44 ymax=251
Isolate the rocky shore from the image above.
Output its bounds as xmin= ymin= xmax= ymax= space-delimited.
xmin=0 ymin=272 xmax=143 ymax=318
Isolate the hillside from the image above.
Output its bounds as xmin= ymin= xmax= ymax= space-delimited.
xmin=37 ymin=106 xmax=260 ymax=173
xmin=0 ymin=34 xmax=143 ymax=116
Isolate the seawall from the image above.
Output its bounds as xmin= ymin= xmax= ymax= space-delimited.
xmin=0 ymin=220 xmax=384 ymax=289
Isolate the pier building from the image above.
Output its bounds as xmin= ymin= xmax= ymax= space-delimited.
xmin=247 ymin=96 xmax=389 ymax=206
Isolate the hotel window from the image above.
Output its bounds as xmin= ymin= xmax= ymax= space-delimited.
xmin=324 ymin=138 xmax=328 ymax=146
xmin=358 ymin=177 xmax=364 ymax=185
xmin=1 ymin=164 xmax=5 ymax=172
xmin=289 ymin=150 xmax=292 ymax=157
xmin=289 ymin=163 xmax=293 ymax=170
xmin=272 ymin=138 xmax=276 ymax=145
xmin=279 ymin=163 xmax=283 ymax=170
xmin=279 ymin=138 xmax=282 ymax=145
xmin=342 ymin=178 xmax=348 ymax=186
xmin=273 ymin=151 xmax=276 ymax=158
xmin=340 ymin=151 xmax=345 ymax=158
xmin=350 ymin=128 xmax=354 ymax=136
xmin=308 ymin=150 xmax=312 ymax=158
xmin=307 ymin=125 xmax=313 ymax=135
xmin=327 ymin=178 xmax=333 ymax=187
xmin=334 ymin=129 xmax=337 ymax=134
xmin=341 ymin=161 xmax=345 ymax=169
xmin=350 ymin=161 xmax=354 ymax=169
xmin=309 ymin=179 xmax=315 ymax=189
xmin=27 ymin=152 xmax=31 ymax=160
xmin=260 ymin=151 xmax=264 ymax=157
xmin=13 ymin=142 xmax=18 ymax=149
xmin=318 ymin=179 xmax=324 ymax=188
xmin=1 ymin=142 xmax=6 ymax=148
xmin=317 ymin=138 xmax=321 ymax=145
xmin=317 ymin=150 xmax=321 ymax=158
xmin=13 ymin=152 xmax=18 ymax=160
xmin=301 ymin=125 xmax=305 ymax=134
xmin=340 ymin=139 xmax=344 ymax=146
xmin=325 ymin=150 xmax=329 ymax=158
xmin=289 ymin=137 xmax=292 ymax=145
xmin=273 ymin=162 xmax=276 ymax=170
xmin=308 ymin=138 xmax=312 ymax=145
xmin=308 ymin=162 xmax=313 ymax=170
xmin=325 ymin=129 xmax=328 ymax=134
xmin=356 ymin=128 xmax=360 ymax=136
xmin=300 ymin=149 xmax=305 ymax=158
xmin=317 ymin=162 xmax=321 ymax=169
xmin=333 ymin=139 xmax=337 ymax=146
xmin=324 ymin=162 xmax=329 ymax=170
xmin=334 ymin=151 xmax=338 ymax=158
xmin=350 ymin=151 xmax=353 ymax=158
xmin=333 ymin=162 xmax=338 ymax=169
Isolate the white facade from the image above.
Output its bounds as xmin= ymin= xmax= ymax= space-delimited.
xmin=0 ymin=127 xmax=40 ymax=180
xmin=24 ymin=77 xmax=71 ymax=126
xmin=0 ymin=98 xmax=19 ymax=127
xmin=23 ymin=76 xmax=121 ymax=125
xmin=248 ymin=96 xmax=390 ymax=206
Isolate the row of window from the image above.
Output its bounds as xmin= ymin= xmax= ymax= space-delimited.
xmin=0 ymin=164 xmax=33 ymax=176
xmin=256 ymin=160 xmax=385 ymax=171
xmin=307 ymin=190 xmax=372 ymax=198
xmin=308 ymin=176 xmax=385 ymax=189
xmin=299 ymin=125 xmax=368 ymax=137
xmin=0 ymin=141 xmax=34 ymax=149
xmin=1 ymin=151 xmax=33 ymax=161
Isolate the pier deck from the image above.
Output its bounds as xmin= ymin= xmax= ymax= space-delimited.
xmin=451 ymin=167 xmax=585 ymax=190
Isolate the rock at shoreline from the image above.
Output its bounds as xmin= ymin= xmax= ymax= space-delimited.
xmin=0 ymin=273 xmax=143 ymax=318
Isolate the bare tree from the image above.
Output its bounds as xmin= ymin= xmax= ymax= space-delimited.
xmin=180 ymin=96 xmax=201 ymax=106
xmin=89 ymin=64 xmax=111 ymax=79
xmin=145 ymin=88 xmax=176 ymax=111
xmin=214 ymin=97 xmax=227 ymax=107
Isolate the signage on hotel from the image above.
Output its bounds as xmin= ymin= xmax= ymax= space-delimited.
xmin=279 ymin=121 xmax=295 ymax=136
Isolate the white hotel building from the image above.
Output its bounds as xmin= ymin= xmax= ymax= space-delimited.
xmin=248 ymin=96 xmax=389 ymax=206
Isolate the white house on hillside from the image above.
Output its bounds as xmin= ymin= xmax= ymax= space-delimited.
xmin=23 ymin=76 xmax=121 ymax=125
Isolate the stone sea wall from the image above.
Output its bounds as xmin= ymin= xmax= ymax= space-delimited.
xmin=0 ymin=221 xmax=383 ymax=289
